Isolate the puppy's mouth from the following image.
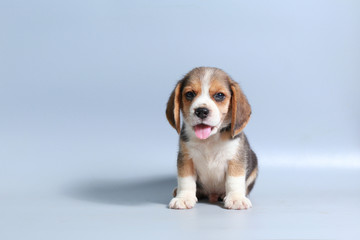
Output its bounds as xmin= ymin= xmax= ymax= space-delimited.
xmin=193 ymin=124 xmax=214 ymax=140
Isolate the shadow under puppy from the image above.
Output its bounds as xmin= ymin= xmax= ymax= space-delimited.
xmin=166 ymin=67 xmax=258 ymax=210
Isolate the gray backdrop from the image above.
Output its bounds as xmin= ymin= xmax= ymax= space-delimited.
xmin=1 ymin=0 xmax=359 ymax=173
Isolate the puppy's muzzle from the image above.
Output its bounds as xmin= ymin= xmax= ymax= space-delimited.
xmin=195 ymin=107 xmax=209 ymax=119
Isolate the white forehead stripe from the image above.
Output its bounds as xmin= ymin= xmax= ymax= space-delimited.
xmin=201 ymin=68 xmax=215 ymax=92
xmin=193 ymin=68 xmax=214 ymax=107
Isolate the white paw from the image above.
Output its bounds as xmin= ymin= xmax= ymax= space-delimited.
xmin=169 ymin=195 xmax=197 ymax=209
xmin=224 ymin=193 xmax=252 ymax=210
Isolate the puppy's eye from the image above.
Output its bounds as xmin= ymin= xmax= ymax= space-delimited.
xmin=185 ymin=91 xmax=196 ymax=100
xmin=214 ymin=92 xmax=225 ymax=102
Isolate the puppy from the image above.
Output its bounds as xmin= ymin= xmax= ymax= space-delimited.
xmin=166 ymin=67 xmax=258 ymax=210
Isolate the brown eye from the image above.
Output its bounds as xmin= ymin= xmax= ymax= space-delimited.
xmin=214 ymin=92 xmax=225 ymax=102
xmin=185 ymin=91 xmax=196 ymax=100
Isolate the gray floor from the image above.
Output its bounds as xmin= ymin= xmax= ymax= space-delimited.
xmin=1 ymin=167 xmax=359 ymax=240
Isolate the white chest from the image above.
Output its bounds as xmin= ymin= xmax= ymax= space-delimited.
xmin=186 ymin=137 xmax=240 ymax=194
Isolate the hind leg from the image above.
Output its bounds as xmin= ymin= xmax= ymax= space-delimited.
xmin=246 ymin=167 xmax=258 ymax=195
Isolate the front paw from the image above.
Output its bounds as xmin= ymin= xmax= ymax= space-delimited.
xmin=224 ymin=193 xmax=252 ymax=210
xmin=169 ymin=195 xmax=197 ymax=209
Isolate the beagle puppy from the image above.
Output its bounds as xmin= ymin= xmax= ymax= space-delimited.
xmin=166 ymin=67 xmax=258 ymax=210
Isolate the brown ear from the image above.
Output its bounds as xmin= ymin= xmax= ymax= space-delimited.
xmin=166 ymin=81 xmax=182 ymax=134
xmin=230 ymin=81 xmax=252 ymax=138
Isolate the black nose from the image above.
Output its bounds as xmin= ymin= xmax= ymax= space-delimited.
xmin=195 ymin=108 xmax=209 ymax=119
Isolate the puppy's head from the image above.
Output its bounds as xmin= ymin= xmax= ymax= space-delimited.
xmin=166 ymin=67 xmax=251 ymax=140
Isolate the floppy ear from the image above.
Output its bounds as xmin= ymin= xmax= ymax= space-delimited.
xmin=230 ymin=81 xmax=252 ymax=138
xmin=166 ymin=81 xmax=182 ymax=134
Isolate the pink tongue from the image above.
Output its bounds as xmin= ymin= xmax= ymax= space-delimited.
xmin=194 ymin=124 xmax=212 ymax=139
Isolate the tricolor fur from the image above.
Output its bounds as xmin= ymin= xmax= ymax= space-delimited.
xmin=166 ymin=67 xmax=258 ymax=210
